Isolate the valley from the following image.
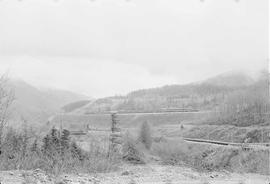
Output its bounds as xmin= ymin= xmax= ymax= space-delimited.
xmin=0 ymin=71 xmax=269 ymax=184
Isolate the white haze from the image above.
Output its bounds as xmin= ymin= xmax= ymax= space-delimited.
xmin=0 ymin=0 xmax=268 ymax=97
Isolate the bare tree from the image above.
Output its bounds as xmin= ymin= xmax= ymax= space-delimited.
xmin=218 ymin=70 xmax=269 ymax=126
xmin=0 ymin=74 xmax=14 ymax=148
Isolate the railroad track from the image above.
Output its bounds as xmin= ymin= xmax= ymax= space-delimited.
xmin=183 ymin=137 xmax=270 ymax=150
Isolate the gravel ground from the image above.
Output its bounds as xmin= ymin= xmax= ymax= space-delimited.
xmin=0 ymin=164 xmax=269 ymax=184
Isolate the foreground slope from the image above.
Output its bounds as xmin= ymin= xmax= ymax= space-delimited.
xmin=0 ymin=164 xmax=268 ymax=184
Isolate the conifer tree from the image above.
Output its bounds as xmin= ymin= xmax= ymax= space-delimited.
xmin=31 ymin=139 xmax=38 ymax=153
xmin=60 ymin=129 xmax=70 ymax=150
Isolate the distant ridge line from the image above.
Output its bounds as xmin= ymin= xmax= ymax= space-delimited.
xmin=84 ymin=108 xmax=200 ymax=115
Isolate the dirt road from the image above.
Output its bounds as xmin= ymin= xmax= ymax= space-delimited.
xmin=0 ymin=164 xmax=269 ymax=184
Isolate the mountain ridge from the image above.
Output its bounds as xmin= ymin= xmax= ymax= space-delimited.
xmin=63 ymin=70 xmax=257 ymax=114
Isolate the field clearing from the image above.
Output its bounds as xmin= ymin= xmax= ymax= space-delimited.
xmin=49 ymin=110 xmax=270 ymax=177
xmin=51 ymin=111 xmax=270 ymax=151
xmin=50 ymin=111 xmax=212 ymax=130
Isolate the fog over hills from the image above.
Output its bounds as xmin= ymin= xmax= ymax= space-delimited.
xmin=203 ymin=70 xmax=255 ymax=87
xmin=7 ymin=79 xmax=89 ymax=126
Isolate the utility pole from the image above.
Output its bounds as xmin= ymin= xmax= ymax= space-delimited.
xmin=108 ymin=112 xmax=122 ymax=158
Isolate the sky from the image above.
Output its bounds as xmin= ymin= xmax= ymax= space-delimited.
xmin=0 ymin=0 xmax=268 ymax=97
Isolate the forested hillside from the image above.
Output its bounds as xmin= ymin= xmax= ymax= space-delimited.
xmin=65 ymin=71 xmax=267 ymax=115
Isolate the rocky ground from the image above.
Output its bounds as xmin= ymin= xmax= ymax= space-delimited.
xmin=0 ymin=164 xmax=269 ymax=184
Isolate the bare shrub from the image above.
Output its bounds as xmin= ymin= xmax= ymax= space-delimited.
xmin=151 ymin=139 xmax=190 ymax=166
xmin=0 ymin=75 xmax=14 ymax=148
xmin=122 ymin=133 xmax=146 ymax=164
xmin=138 ymin=121 xmax=152 ymax=150
xmin=235 ymin=149 xmax=270 ymax=175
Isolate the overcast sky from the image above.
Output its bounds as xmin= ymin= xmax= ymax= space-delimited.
xmin=0 ymin=0 xmax=268 ymax=97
